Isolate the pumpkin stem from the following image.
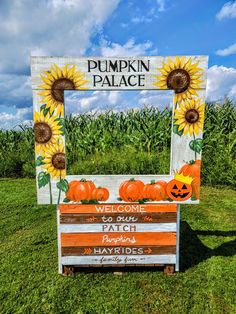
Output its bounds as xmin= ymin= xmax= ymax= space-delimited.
xmin=80 ymin=178 xmax=87 ymax=182
xmin=188 ymin=160 xmax=195 ymax=165
xmin=150 ymin=180 xmax=156 ymax=185
xmin=130 ymin=178 xmax=135 ymax=181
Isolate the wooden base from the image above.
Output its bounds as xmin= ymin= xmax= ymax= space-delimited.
xmin=62 ymin=264 xmax=176 ymax=275
xmin=62 ymin=266 xmax=75 ymax=276
xmin=164 ymin=264 xmax=175 ymax=275
xmin=57 ymin=205 xmax=180 ymax=274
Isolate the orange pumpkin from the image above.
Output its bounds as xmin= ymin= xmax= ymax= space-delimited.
xmin=191 ymin=177 xmax=200 ymax=199
xmin=66 ymin=179 xmax=95 ymax=202
xmin=119 ymin=178 xmax=145 ymax=202
xmin=179 ymin=160 xmax=201 ymax=178
xmin=143 ymin=180 xmax=167 ymax=201
xmin=92 ymin=187 xmax=109 ymax=201
xmin=66 ymin=180 xmax=78 ymax=201
xmin=166 ymin=179 xmax=192 ymax=201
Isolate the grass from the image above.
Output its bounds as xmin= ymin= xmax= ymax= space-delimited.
xmin=0 ymin=178 xmax=235 ymax=313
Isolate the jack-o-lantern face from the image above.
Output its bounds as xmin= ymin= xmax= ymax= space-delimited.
xmin=166 ymin=179 xmax=192 ymax=201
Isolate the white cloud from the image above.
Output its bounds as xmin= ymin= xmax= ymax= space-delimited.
xmin=138 ymin=90 xmax=173 ymax=109
xmin=65 ymin=89 xmax=173 ymax=116
xmin=131 ymin=16 xmax=152 ymax=24
xmin=216 ymin=43 xmax=236 ymax=56
xmin=216 ymin=1 xmax=236 ymax=20
xmin=207 ymin=65 xmax=236 ymax=101
xmin=0 ymin=74 xmax=31 ymax=107
xmin=101 ymin=39 xmax=155 ymax=57
xmin=0 ymin=107 xmax=32 ymax=129
xmin=0 ymin=0 xmax=120 ymax=74
xmin=157 ymin=0 xmax=166 ymax=12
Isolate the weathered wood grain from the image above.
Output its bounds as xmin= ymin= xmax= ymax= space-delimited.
xmin=61 ymin=232 xmax=176 ymax=247
xmin=59 ymin=204 xmax=178 ymax=214
xmin=31 ymin=56 xmax=208 ymax=90
xmin=60 ymin=212 xmax=177 ymax=224
xmin=59 ymin=223 xmax=176 ymax=233
xmin=61 ymin=254 xmax=176 ymax=265
xmin=61 ymin=245 xmax=176 ymax=256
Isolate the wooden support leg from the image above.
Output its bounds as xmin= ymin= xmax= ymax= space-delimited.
xmin=62 ymin=266 xmax=75 ymax=276
xmin=164 ymin=264 xmax=175 ymax=275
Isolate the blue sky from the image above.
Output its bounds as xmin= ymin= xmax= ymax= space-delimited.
xmin=0 ymin=0 xmax=236 ymax=128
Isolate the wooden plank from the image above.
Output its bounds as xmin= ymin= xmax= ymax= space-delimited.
xmin=61 ymin=232 xmax=176 ymax=247
xmin=175 ymin=205 xmax=180 ymax=272
xmin=61 ymin=254 xmax=176 ymax=265
xmin=59 ymin=204 xmax=178 ymax=214
xmin=57 ymin=207 xmax=63 ymax=274
xmin=61 ymin=245 xmax=176 ymax=256
xmin=60 ymin=212 xmax=177 ymax=224
xmin=31 ymin=56 xmax=208 ymax=90
xmin=59 ymin=223 xmax=176 ymax=233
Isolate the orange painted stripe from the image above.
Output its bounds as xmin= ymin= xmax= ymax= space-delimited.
xmin=61 ymin=232 xmax=176 ymax=247
xmin=60 ymin=204 xmax=177 ymax=214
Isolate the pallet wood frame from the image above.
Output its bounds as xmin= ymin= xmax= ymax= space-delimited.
xmin=57 ymin=204 xmax=180 ymax=274
xmin=31 ymin=56 xmax=208 ymax=205
xmin=31 ymin=55 xmax=208 ymax=273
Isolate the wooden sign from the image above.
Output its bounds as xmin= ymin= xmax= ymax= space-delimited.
xmin=58 ymin=204 xmax=179 ymax=270
xmin=31 ymin=56 xmax=208 ymax=205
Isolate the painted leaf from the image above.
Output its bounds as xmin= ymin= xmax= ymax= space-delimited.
xmin=55 ymin=117 xmax=65 ymax=135
xmin=35 ymin=156 xmax=45 ymax=166
xmin=173 ymin=124 xmax=184 ymax=136
xmin=40 ymin=104 xmax=50 ymax=117
xmin=38 ymin=171 xmax=50 ymax=189
xmin=57 ymin=179 xmax=69 ymax=192
xmin=189 ymin=138 xmax=203 ymax=153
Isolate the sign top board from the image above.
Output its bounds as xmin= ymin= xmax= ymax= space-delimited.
xmin=31 ymin=56 xmax=208 ymax=205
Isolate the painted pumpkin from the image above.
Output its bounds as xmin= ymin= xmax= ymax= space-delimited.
xmin=179 ymin=160 xmax=201 ymax=178
xmin=66 ymin=179 xmax=95 ymax=202
xmin=119 ymin=178 xmax=145 ymax=202
xmin=143 ymin=180 xmax=167 ymax=201
xmin=191 ymin=177 xmax=200 ymax=199
xmin=166 ymin=174 xmax=193 ymax=201
xmin=92 ymin=187 xmax=109 ymax=201
xmin=66 ymin=180 xmax=78 ymax=201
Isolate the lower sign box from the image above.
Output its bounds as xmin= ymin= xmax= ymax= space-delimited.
xmin=57 ymin=204 xmax=179 ymax=271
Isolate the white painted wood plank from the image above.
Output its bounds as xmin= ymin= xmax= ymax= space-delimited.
xmin=61 ymin=254 xmax=176 ymax=265
xmin=31 ymin=56 xmax=208 ymax=90
xmin=175 ymin=205 xmax=180 ymax=272
xmin=59 ymin=223 xmax=177 ymax=233
xmin=57 ymin=207 xmax=63 ymax=274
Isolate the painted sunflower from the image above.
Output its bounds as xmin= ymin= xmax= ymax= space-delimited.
xmin=174 ymin=99 xmax=205 ymax=136
xmin=38 ymin=64 xmax=88 ymax=116
xmin=42 ymin=141 xmax=66 ymax=179
xmin=154 ymin=57 xmax=203 ymax=103
xmin=34 ymin=111 xmax=63 ymax=154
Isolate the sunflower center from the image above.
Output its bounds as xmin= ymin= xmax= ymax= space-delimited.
xmin=185 ymin=109 xmax=199 ymax=124
xmin=167 ymin=69 xmax=190 ymax=93
xmin=34 ymin=122 xmax=52 ymax=144
xmin=51 ymin=78 xmax=75 ymax=103
xmin=51 ymin=152 xmax=66 ymax=170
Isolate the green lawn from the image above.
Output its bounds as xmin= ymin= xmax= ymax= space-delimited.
xmin=0 ymin=178 xmax=235 ymax=314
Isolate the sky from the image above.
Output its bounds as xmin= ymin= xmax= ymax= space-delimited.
xmin=0 ymin=0 xmax=236 ymax=128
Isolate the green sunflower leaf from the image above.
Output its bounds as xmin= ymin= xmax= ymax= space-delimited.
xmin=40 ymin=104 xmax=50 ymax=117
xmin=35 ymin=156 xmax=45 ymax=167
xmin=189 ymin=138 xmax=203 ymax=154
xmin=38 ymin=171 xmax=50 ymax=189
xmin=56 ymin=179 xmax=69 ymax=192
xmin=173 ymin=124 xmax=184 ymax=136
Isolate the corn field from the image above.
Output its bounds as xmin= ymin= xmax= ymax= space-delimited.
xmin=0 ymin=100 xmax=235 ymax=187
